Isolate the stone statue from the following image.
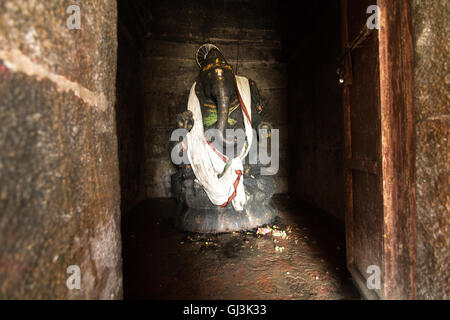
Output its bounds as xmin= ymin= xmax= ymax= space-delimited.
xmin=169 ymin=44 xmax=277 ymax=233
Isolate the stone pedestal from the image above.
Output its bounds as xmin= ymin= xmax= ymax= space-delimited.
xmin=172 ymin=171 xmax=277 ymax=233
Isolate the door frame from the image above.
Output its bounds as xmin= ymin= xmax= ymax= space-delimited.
xmin=341 ymin=0 xmax=417 ymax=299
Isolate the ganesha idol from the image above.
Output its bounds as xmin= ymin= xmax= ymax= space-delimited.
xmin=169 ymin=44 xmax=278 ymax=233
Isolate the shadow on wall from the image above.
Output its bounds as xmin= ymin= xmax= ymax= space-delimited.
xmin=115 ymin=0 xmax=149 ymax=214
xmin=284 ymin=2 xmax=345 ymax=221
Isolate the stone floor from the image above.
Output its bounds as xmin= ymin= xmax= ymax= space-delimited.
xmin=122 ymin=195 xmax=361 ymax=300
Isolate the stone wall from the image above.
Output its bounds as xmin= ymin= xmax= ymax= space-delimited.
xmin=0 ymin=0 xmax=122 ymax=299
xmin=284 ymin=3 xmax=345 ymax=221
xmin=412 ymin=0 xmax=449 ymax=300
xmin=142 ymin=0 xmax=288 ymax=198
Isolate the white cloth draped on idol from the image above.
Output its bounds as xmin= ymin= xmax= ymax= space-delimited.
xmin=169 ymin=44 xmax=277 ymax=233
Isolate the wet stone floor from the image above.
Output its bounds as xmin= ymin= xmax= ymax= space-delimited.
xmin=122 ymin=195 xmax=361 ymax=300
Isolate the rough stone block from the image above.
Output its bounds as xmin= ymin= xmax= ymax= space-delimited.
xmin=0 ymin=0 xmax=122 ymax=299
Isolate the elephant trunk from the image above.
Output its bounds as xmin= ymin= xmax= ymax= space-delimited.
xmin=215 ymin=81 xmax=235 ymax=146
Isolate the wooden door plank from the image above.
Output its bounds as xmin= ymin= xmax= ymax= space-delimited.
xmin=340 ymin=0 xmax=355 ymax=269
xmin=342 ymin=0 xmax=416 ymax=300
xmin=378 ymin=0 xmax=417 ymax=300
xmin=345 ymin=159 xmax=378 ymax=175
xmin=342 ymin=0 xmax=385 ymax=299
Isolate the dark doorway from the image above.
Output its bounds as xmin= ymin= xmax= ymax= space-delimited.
xmin=116 ymin=0 xmax=361 ymax=299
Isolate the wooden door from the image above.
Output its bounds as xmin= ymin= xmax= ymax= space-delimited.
xmin=340 ymin=0 xmax=416 ymax=299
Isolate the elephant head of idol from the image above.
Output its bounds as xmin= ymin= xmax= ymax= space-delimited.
xmin=196 ymin=44 xmax=239 ymax=147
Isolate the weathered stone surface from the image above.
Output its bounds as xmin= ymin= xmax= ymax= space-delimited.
xmin=145 ymin=40 xmax=283 ymax=62
xmin=412 ymin=1 xmax=450 ymax=122
xmin=146 ymin=0 xmax=281 ymax=42
xmin=0 ymin=0 xmax=121 ymax=299
xmin=142 ymin=90 xmax=191 ymax=128
xmin=145 ymin=127 xmax=174 ymax=158
xmin=260 ymin=88 xmax=288 ymax=126
xmin=145 ymin=157 xmax=177 ymax=198
xmin=415 ymin=120 xmax=450 ymax=299
xmin=412 ymin=0 xmax=450 ymax=299
xmin=140 ymin=58 xmax=198 ymax=95
xmin=0 ymin=0 xmax=117 ymax=96
xmin=234 ymin=63 xmax=286 ymax=90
